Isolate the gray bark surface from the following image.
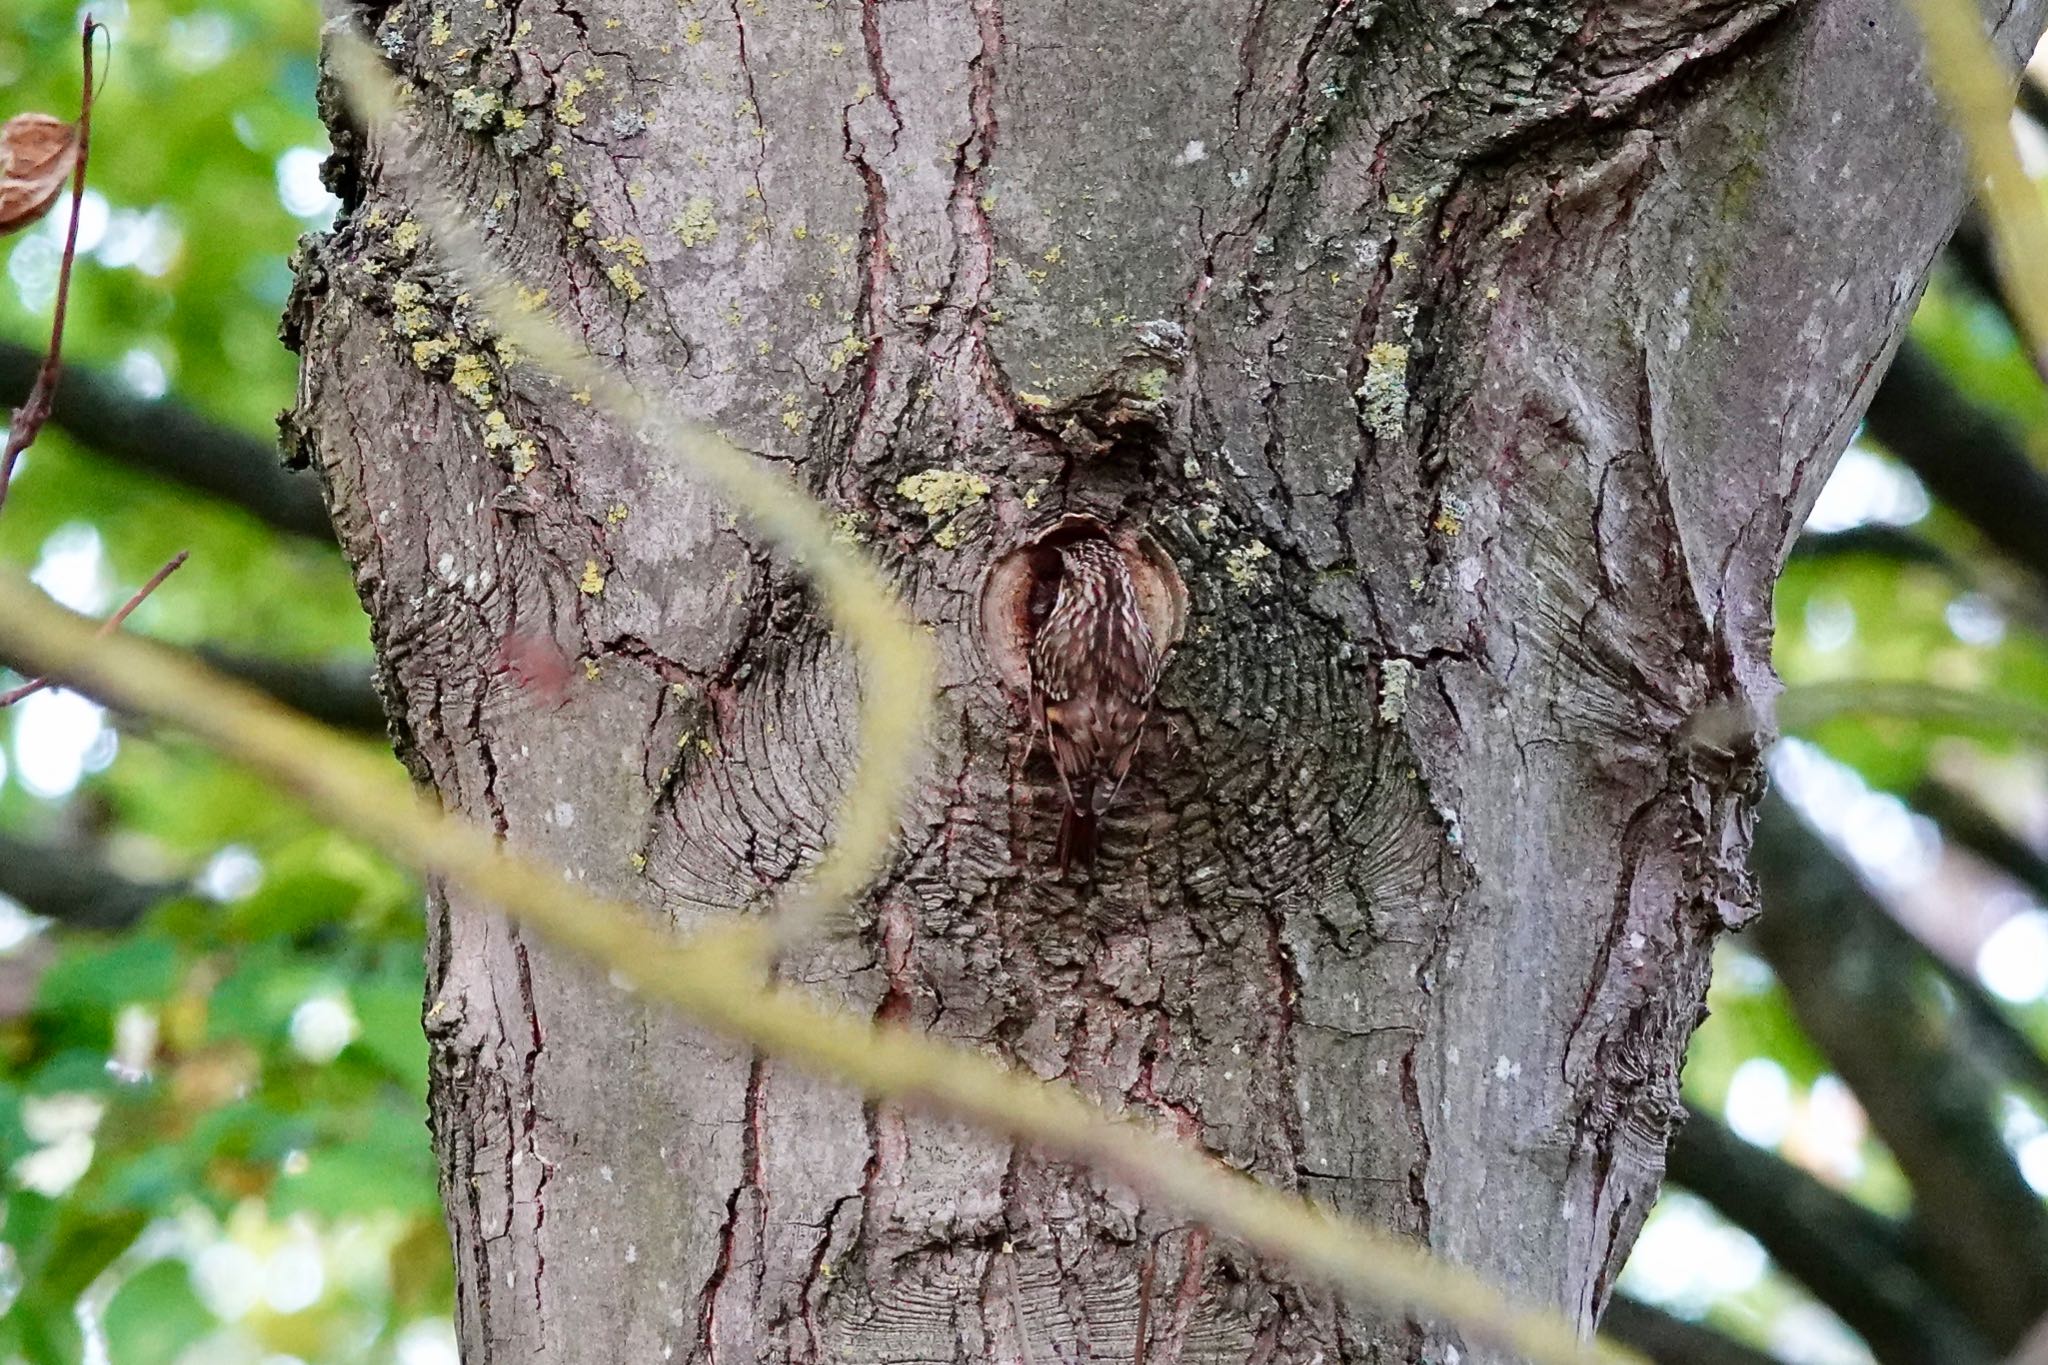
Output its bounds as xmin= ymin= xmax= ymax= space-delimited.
xmin=286 ymin=0 xmax=2037 ymax=1359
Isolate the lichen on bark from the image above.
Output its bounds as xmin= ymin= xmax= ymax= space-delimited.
xmin=285 ymin=0 xmax=2042 ymax=1359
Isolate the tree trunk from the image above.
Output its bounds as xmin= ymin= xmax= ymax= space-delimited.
xmin=286 ymin=0 xmax=2037 ymax=1359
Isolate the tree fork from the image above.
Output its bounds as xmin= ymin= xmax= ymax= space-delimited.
xmin=289 ymin=0 xmax=2043 ymax=1359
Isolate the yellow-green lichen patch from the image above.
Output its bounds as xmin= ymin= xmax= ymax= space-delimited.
xmin=897 ymin=468 xmax=990 ymax=518
xmin=598 ymin=236 xmax=649 ymax=268
xmin=604 ymin=263 xmax=646 ymax=299
xmin=896 ymin=468 xmax=991 ymax=549
xmin=1432 ymin=496 xmax=1467 ymax=537
xmin=1224 ymin=538 xmax=1272 ymax=594
xmin=450 ymin=86 xmax=504 ymax=131
xmin=450 ymin=352 xmax=496 ymax=407
xmin=391 ymin=280 xmax=433 ymax=338
xmin=482 ymin=410 xmax=520 ymax=452
xmin=671 ymin=196 xmax=719 ymax=247
xmin=826 ymin=332 xmax=870 ymax=370
xmin=411 ymin=334 xmax=457 ymax=369
xmin=830 ymin=509 xmax=867 ymax=545
xmin=579 ymin=560 xmax=605 ymax=595
xmin=555 ymin=76 xmax=589 ymax=127
xmin=1378 ymin=658 xmax=1416 ymax=724
xmin=390 ymin=217 xmax=424 ymax=256
xmin=1355 ymin=341 xmax=1410 ymax=441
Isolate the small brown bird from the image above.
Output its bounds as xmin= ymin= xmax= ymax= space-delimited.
xmin=1028 ymin=536 xmax=1161 ymax=873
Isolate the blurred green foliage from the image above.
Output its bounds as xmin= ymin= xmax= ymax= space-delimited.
xmin=0 ymin=2 xmax=2045 ymax=1363
xmin=0 ymin=4 xmax=443 ymax=1361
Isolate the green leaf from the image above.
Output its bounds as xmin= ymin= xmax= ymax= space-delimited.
xmin=102 ymin=1259 xmax=215 ymax=1365
xmin=350 ymin=976 xmax=427 ymax=1092
xmin=35 ymin=938 xmax=178 ymax=1020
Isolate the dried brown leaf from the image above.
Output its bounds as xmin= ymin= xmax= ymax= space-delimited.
xmin=0 ymin=113 xmax=80 ymax=236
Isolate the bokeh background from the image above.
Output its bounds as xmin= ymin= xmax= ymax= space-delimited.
xmin=3 ymin=3 xmax=2048 ymax=1363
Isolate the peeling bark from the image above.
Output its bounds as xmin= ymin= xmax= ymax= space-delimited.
xmin=288 ymin=0 xmax=2040 ymax=1359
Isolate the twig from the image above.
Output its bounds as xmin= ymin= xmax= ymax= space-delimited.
xmin=1775 ymin=679 xmax=2048 ymax=746
xmin=0 ymin=550 xmax=186 ymax=707
xmin=0 ymin=30 xmax=196 ymax=718
xmin=0 ymin=572 xmax=1642 ymax=1365
xmin=0 ymin=16 xmax=99 ymax=519
xmin=1906 ymin=0 xmax=2048 ymax=374
xmin=1682 ymin=679 xmax=2048 ymax=756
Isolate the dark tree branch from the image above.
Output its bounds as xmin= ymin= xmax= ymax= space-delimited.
xmin=1752 ymin=795 xmax=2048 ymax=1350
xmin=1789 ymin=522 xmax=2048 ymax=638
xmin=193 ymin=648 xmax=386 ymax=736
xmin=1950 ymin=212 xmax=2006 ymax=310
xmin=1600 ymin=1298 xmax=1784 ymax=1365
xmin=0 ymin=655 xmax=383 ymax=931
xmin=0 ymin=828 xmax=179 ymax=931
xmin=2019 ymin=70 xmax=2048 ymax=141
xmin=0 ymin=341 xmax=334 ymax=541
xmin=1862 ymin=337 xmax=2048 ymax=593
xmin=1788 ymin=525 xmax=1957 ymax=570
xmin=1667 ymin=1111 xmax=1995 ymax=1365
xmin=1892 ymin=783 xmax=2048 ymax=1102
xmin=1914 ymin=778 xmax=2048 ymax=904
xmin=0 ymin=643 xmax=383 ymax=736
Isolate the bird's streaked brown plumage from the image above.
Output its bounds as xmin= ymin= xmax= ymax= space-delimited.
xmin=1028 ymin=536 xmax=1160 ymax=872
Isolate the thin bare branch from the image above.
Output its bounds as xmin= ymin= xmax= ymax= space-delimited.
xmin=0 ymin=549 xmax=186 ymax=707
xmin=0 ymin=15 xmax=99 ymax=518
xmin=0 ymin=340 xmax=335 ymax=541
xmin=1775 ymin=680 xmax=2048 ymax=746
xmin=0 ymin=573 xmax=1642 ymax=1365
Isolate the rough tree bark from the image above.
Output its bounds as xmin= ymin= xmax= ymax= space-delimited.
xmin=285 ymin=0 xmax=2039 ymax=1359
